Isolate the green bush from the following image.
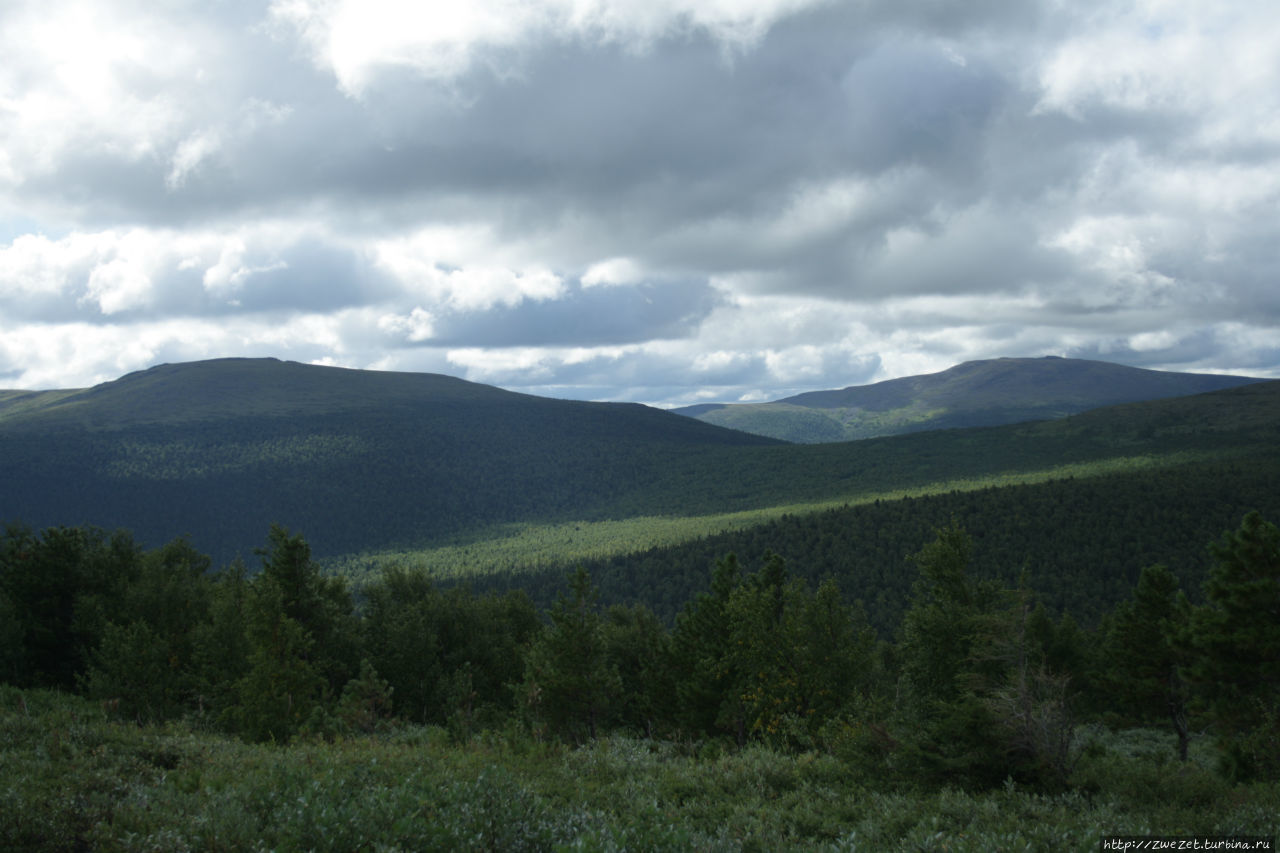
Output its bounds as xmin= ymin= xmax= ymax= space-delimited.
xmin=2 ymin=688 xmax=1279 ymax=852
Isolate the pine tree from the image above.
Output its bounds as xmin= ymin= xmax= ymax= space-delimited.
xmin=601 ymin=603 xmax=670 ymax=737
xmin=360 ymin=566 xmax=444 ymax=724
xmin=668 ymin=553 xmax=742 ymax=738
xmin=1187 ymin=511 xmax=1280 ymax=780
xmin=337 ymin=659 xmax=395 ymax=734
xmin=522 ymin=567 xmax=619 ymax=742
xmin=1103 ymin=564 xmax=1191 ymax=760
xmin=896 ymin=524 xmax=1072 ymax=788
xmin=225 ymin=577 xmax=325 ymax=742
xmin=256 ymin=524 xmax=357 ymax=696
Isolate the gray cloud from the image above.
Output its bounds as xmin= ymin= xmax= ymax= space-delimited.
xmin=425 ymin=279 xmax=722 ymax=347
xmin=2 ymin=0 xmax=1278 ymax=400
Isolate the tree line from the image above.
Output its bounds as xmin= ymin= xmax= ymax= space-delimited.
xmin=1 ymin=513 xmax=1277 ymax=788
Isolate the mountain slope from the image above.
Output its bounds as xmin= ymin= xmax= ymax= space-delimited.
xmin=2 ymin=358 xmax=1276 ymax=570
xmin=0 ymin=358 xmax=535 ymax=428
xmin=459 ymin=380 xmax=1280 ymax=626
xmin=674 ymin=356 xmax=1263 ymax=442
xmin=0 ymin=358 xmax=780 ymax=562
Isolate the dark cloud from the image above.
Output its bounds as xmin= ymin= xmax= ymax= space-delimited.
xmin=425 ymin=279 xmax=722 ymax=347
xmin=2 ymin=0 xmax=1278 ymax=399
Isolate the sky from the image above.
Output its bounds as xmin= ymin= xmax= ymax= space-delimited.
xmin=2 ymin=0 xmax=1278 ymax=406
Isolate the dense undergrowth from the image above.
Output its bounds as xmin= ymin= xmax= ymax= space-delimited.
xmin=3 ymin=687 xmax=1276 ymax=852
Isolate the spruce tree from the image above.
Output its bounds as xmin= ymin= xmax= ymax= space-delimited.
xmin=522 ymin=567 xmax=619 ymax=742
xmin=668 ymin=553 xmax=742 ymax=738
xmin=1103 ymin=563 xmax=1191 ymax=760
xmin=1188 ymin=511 xmax=1280 ymax=780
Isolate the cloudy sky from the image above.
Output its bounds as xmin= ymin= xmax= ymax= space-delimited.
xmin=2 ymin=0 xmax=1278 ymax=405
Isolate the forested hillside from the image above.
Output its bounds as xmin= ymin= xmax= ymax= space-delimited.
xmin=0 ymin=359 xmax=779 ymax=563
xmin=476 ymin=453 xmax=1280 ymax=630
xmin=3 ymin=359 xmax=1277 ymax=567
xmin=677 ymin=356 xmax=1263 ymax=442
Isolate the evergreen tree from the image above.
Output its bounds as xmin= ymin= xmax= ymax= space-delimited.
xmin=970 ymin=586 xmax=1076 ymax=788
xmin=898 ymin=524 xmax=994 ymax=715
xmin=190 ymin=558 xmax=251 ymax=719
xmin=361 ymin=568 xmax=537 ymax=727
xmin=1187 ymin=511 xmax=1280 ymax=780
xmin=257 ymin=524 xmax=357 ymax=697
xmin=83 ymin=536 xmax=215 ymax=722
xmin=896 ymin=525 xmax=1072 ymax=788
xmin=0 ymin=585 xmax=22 ymax=685
xmin=727 ymin=570 xmax=877 ymax=747
xmin=668 ymin=553 xmax=742 ymax=738
xmin=225 ymin=577 xmax=325 ymax=742
xmin=0 ymin=525 xmax=140 ymax=689
xmin=522 ymin=567 xmax=619 ymax=742
xmin=83 ymin=621 xmax=182 ymax=723
xmin=1103 ymin=564 xmax=1191 ymax=760
xmin=337 ymin=658 xmax=395 ymax=734
xmin=790 ymin=578 xmax=878 ymax=729
xmin=722 ymin=563 xmax=787 ymax=744
xmin=601 ymin=603 xmax=671 ymax=737
xmin=360 ymin=567 xmax=444 ymax=724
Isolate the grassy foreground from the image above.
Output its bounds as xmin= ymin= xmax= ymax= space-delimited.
xmin=4 ymin=687 xmax=1276 ymax=852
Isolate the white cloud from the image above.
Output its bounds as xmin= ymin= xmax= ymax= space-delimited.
xmin=1034 ymin=0 xmax=1280 ymax=135
xmin=1129 ymin=330 xmax=1179 ymax=352
xmin=0 ymin=224 xmax=334 ymax=318
xmin=763 ymin=345 xmax=827 ymax=383
xmin=201 ymin=238 xmax=289 ymax=301
xmin=377 ymin=307 xmax=436 ymax=342
xmin=167 ymin=130 xmax=223 ymax=189
xmin=0 ymin=318 xmax=228 ymax=389
xmin=0 ymin=232 xmax=102 ymax=301
xmin=0 ymin=0 xmax=198 ymax=180
xmin=445 ymin=346 xmax=559 ymax=380
xmin=1 ymin=0 xmax=1278 ymax=404
xmin=268 ymin=0 xmax=831 ymax=95
xmin=373 ymin=232 xmax=566 ymax=311
xmin=582 ymin=257 xmax=646 ymax=287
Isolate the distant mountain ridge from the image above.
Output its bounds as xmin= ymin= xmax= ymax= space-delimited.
xmin=0 ymin=358 xmax=531 ymax=429
xmin=672 ymin=356 xmax=1264 ymax=442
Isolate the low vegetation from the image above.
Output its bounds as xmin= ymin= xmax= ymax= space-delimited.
xmin=3 ymin=688 xmax=1277 ymax=851
xmin=2 ymin=509 xmax=1278 ymax=849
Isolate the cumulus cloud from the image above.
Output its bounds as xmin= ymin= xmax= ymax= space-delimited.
xmin=269 ymin=0 xmax=833 ymax=95
xmin=1 ymin=0 xmax=1278 ymax=402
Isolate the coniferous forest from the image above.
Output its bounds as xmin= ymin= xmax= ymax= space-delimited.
xmin=1 ymin=510 xmax=1278 ymax=850
xmin=2 ymin=360 xmax=1279 ymax=849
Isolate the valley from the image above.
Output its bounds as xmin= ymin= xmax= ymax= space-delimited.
xmin=2 ymin=356 xmax=1278 ymax=850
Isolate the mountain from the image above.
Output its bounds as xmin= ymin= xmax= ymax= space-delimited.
xmin=0 ymin=357 xmax=542 ymax=428
xmin=2 ymin=357 xmax=1276 ymax=570
xmin=471 ymin=379 xmax=1280 ymax=627
xmin=672 ymin=356 xmax=1264 ymax=442
xmin=0 ymin=358 xmax=779 ymax=563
